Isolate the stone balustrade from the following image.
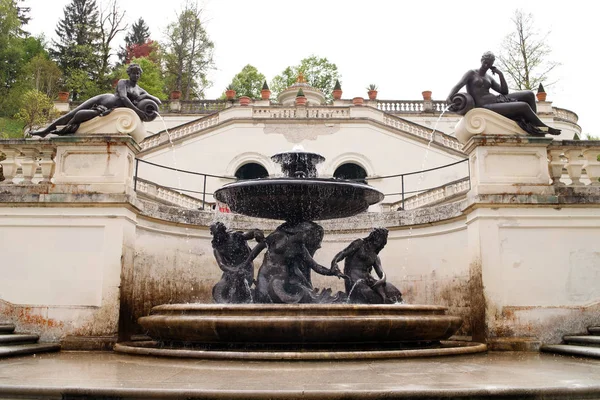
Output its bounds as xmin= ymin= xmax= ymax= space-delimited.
xmin=389 ymin=177 xmax=470 ymax=211
xmin=377 ymin=100 xmax=425 ymax=113
xmin=553 ymin=107 xmax=579 ymax=125
xmin=0 ymin=140 xmax=56 ymax=184
xmin=548 ymin=141 xmax=600 ymax=186
xmin=253 ymin=106 xmax=351 ymax=119
xmin=382 ymin=114 xmax=463 ymax=151
xmin=140 ymin=114 xmax=220 ymax=151
xmin=136 ymin=178 xmax=206 ymax=209
xmin=1 ymin=136 xmax=139 ymax=194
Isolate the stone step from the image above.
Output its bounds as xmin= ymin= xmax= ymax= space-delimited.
xmin=589 ymin=326 xmax=600 ymax=335
xmin=0 ymin=324 xmax=15 ymax=334
xmin=0 ymin=334 xmax=39 ymax=345
xmin=0 ymin=343 xmax=60 ymax=358
xmin=563 ymin=335 xmax=600 ymax=346
xmin=541 ymin=344 xmax=600 ymax=359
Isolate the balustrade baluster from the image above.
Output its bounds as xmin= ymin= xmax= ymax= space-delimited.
xmin=583 ymin=148 xmax=600 ymax=186
xmin=565 ymin=149 xmax=585 ymax=186
xmin=0 ymin=148 xmax=21 ymax=184
xmin=548 ymin=149 xmax=566 ymax=185
xmin=18 ymin=148 xmax=40 ymax=184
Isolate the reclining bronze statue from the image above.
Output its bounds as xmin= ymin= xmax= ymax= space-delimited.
xmin=446 ymin=51 xmax=560 ymax=137
xmin=31 ymin=63 xmax=160 ymax=137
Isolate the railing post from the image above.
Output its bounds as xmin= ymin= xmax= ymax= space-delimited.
xmin=467 ymin=157 xmax=472 ymax=191
xmin=401 ymin=175 xmax=405 ymax=210
xmin=134 ymin=158 xmax=139 ymax=191
xmin=202 ymin=174 xmax=207 ymax=210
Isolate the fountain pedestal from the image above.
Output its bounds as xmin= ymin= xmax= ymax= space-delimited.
xmin=114 ymin=303 xmax=486 ymax=360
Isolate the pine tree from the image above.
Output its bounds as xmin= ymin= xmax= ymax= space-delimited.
xmin=118 ymin=17 xmax=150 ymax=64
xmin=50 ymin=0 xmax=101 ymax=99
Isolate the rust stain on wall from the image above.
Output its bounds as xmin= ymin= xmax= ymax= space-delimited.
xmin=468 ymin=259 xmax=487 ymax=342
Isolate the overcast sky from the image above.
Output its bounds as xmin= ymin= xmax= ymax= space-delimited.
xmin=23 ymin=0 xmax=598 ymax=136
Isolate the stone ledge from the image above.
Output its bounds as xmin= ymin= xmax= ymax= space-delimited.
xmin=463 ymin=134 xmax=553 ymax=154
xmin=134 ymin=197 xmax=467 ymax=231
xmin=466 ymin=188 xmax=600 ymax=209
xmin=487 ymin=337 xmax=541 ymax=352
xmin=61 ymin=335 xmax=117 ymax=351
xmin=0 ymin=191 xmax=134 ymax=205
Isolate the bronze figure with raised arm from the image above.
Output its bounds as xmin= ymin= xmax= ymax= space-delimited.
xmin=331 ymin=228 xmax=402 ymax=304
xmin=446 ymin=51 xmax=560 ymax=136
xmin=31 ymin=63 xmax=161 ymax=137
xmin=210 ymin=222 xmax=265 ymax=304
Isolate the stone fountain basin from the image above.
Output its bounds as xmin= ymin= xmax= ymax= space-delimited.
xmin=214 ymin=179 xmax=384 ymax=221
xmin=138 ymin=304 xmax=462 ymax=345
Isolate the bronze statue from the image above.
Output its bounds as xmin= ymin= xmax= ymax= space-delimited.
xmin=31 ymin=63 xmax=161 ymax=137
xmin=246 ymin=221 xmax=345 ymax=303
xmin=331 ymin=228 xmax=403 ymax=304
xmin=210 ymin=222 xmax=264 ymax=304
xmin=446 ymin=51 xmax=560 ymax=136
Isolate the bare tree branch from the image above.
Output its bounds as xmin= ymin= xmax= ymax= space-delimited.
xmin=498 ymin=9 xmax=560 ymax=91
xmin=99 ymin=0 xmax=127 ymax=84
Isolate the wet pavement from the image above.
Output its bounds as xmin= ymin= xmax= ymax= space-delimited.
xmin=0 ymin=351 xmax=599 ymax=399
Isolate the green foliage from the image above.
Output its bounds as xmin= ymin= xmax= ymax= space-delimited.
xmin=270 ymin=55 xmax=341 ymax=100
xmin=537 ymin=83 xmax=545 ymax=93
xmin=0 ymin=0 xmax=26 ymax=93
xmin=65 ymin=68 xmax=103 ymax=98
xmin=14 ymin=90 xmax=59 ymax=134
xmin=21 ymin=54 xmax=62 ymax=98
xmin=262 ymin=81 xmax=269 ymax=91
xmin=226 ymin=64 xmax=266 ymax=99
xmin=113 ymin=57 xmax=167 ymax=100
xmin=296 ymin=88 xmax=305 ymax=97
xmin=0 ymin=0 xmax=47 ymax=117
xmin=51 ymin=0 xmax=102 ymax=99
xmin=118 ymin=17 xmax=151 ymax=65
xmin=0 ymin=117 xmax=25 ymax=139
xmin=333 ymin=79 xmax=341 ymax=91
xmin=367 ymin=84 xmax=378 ymax=91
xmin=164 ymin=3 xmax=214 ymax=100
xmin=128 ymin=17 xmax=150 ymax=46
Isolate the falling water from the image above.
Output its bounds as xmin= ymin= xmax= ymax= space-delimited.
xmin=156 ymin=112 xmax=194 ymax=288
xmin=346 ymin=279 xmax=365 ymax=303
xmin=402 ymin=104 xmax=453 ymax=284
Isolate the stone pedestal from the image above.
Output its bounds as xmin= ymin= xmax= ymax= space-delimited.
xmin=463 ymin=135 xmax=553 ymax=196
xmin=76 ymin=108 xmax=148 ymax=143
xmin=52 ymin=135 xmax=140 ymax=194
xmin=454 ymin=108 xmax=528 ymax=144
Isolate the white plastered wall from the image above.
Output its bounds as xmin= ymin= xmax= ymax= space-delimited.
xmin=466 ymin=207 xmax=600 ymax=342
xmin=0 ymin=207 xmax=137 ymax=342
xmin=138 ymin=120 xmax=467 ymax=207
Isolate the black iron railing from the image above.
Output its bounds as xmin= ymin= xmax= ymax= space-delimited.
xmin=133 ymin=158 xmax=470 ymax=211
xmin=134 ymin=158 xmax=236 ymax=209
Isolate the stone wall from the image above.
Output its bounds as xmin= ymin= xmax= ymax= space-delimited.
xmin=122 ymin=201 xmax=472 ymax=337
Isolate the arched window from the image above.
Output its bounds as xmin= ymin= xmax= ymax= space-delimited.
xmin=235 ymin=163 xmax=268 ymax=180
xmin=333 ymin=163 xmax=367 ymax=181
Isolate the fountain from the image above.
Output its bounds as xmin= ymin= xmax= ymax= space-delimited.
xmin=115 ymin=148 xmax=486 ymax=359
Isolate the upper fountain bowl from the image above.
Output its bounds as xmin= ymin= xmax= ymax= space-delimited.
xmin=214 ymin=149 xmax=384 ymax=221
xmin=214 ymin=178 xmax=383 ymax=221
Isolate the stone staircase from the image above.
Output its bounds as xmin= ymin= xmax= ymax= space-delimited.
xmin=0 ymin=323 xmax=60 ymax=358
xmin=541 ymin=326 xmax=600 ymax=359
